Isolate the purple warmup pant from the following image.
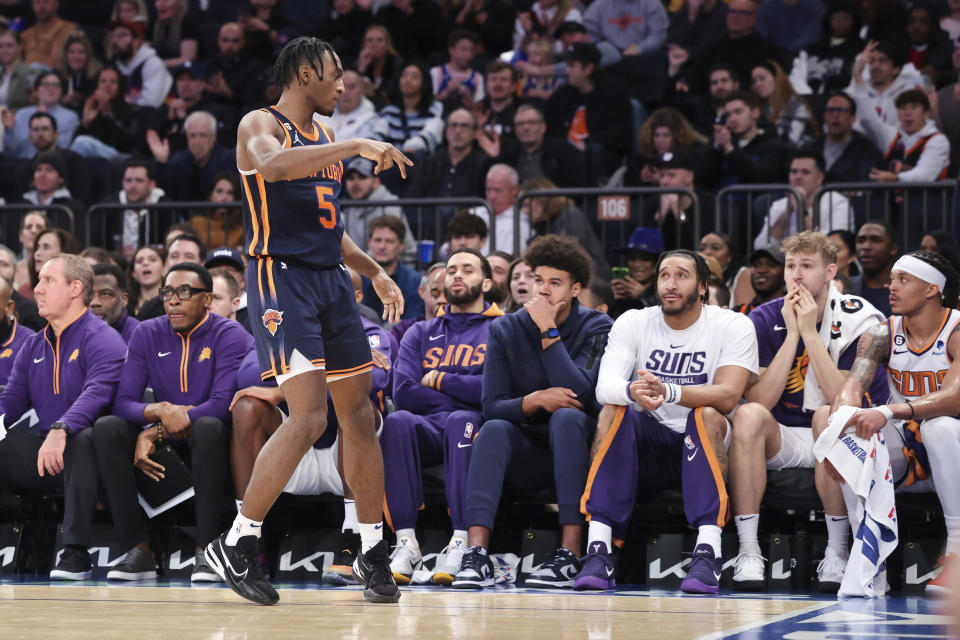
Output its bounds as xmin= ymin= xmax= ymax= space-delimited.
xmin=381 ymin=409 xmax=481 ymax=531
xmin=581 ymin=406 xmax=730 ymax=543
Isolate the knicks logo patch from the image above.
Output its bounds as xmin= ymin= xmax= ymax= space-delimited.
xmin=68 ymin=348 xmax=79 ymax=363
xmin=0 ymin=348 xmax=11 ymax=359
xmin=199 ymin=347 xmax=211 ymax=362
xmin=262 ymin=309 xmax=284 ymax=336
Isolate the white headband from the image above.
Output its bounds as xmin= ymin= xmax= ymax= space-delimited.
xmin=892 ymin=255 xmax=947 ymax=291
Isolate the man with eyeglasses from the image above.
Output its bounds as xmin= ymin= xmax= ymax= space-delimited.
xmin=3 ymin=72 xmax=78 ymax=160
xmin=407 ymin=108 xmax=492 ymax=200
xmin=93 ymin=262 xmax=252 ymax=584
xmin=812 ymin=92 xmax=883 ymax=183
xmin=499 ymin=104 xmax=587 ymax=187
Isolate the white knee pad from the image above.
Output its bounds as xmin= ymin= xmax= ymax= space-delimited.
xmin=920 ymin=416 xmax=960 ymax=517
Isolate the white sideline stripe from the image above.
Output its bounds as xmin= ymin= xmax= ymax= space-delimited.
xmin=696 ymin=600 xmax=835 ymax=640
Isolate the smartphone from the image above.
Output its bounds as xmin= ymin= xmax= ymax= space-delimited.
xmin=611 ymin=266 xmax=630 ymax=280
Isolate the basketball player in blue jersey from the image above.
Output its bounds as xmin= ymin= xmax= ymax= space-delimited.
xmin=204 ymin=37 xmax=414 ymax=606
xmin=813 ymin=250 xmax=960 ymax=596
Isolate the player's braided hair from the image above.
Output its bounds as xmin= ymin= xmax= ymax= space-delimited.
xmin=274 ymin=37 xmax=337 ymax=91
xmin=655 ymin=249 xmax=711 ymax=303
xmin=908 ymin=250 xmax=959 ymax=309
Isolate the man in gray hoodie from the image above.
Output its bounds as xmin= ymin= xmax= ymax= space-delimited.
xmin=109 ymin=21 xmax=173 ymax=109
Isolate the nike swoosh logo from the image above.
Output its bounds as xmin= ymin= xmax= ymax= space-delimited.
xmin=457 ymin=442 xmax=472 ymax=448
xmin=686 ymin=449 xmax=698 ymax=462
xmin=829 ymin=517 xmax=846 ymax=522
xmin=739 ymin=515 xmax=757 ymax=521
xmin=429 ymin=334 xmax=445 ymax=341
xmin=221 ymin=542 xmax=248 ymax=581
xmin=773 ymin=325 xmax=786 ymax=331
xmin=893 ymin=349 xmax=908 ymax=355
xmin=158 ymin=351 xmax=172 ymax=357
xmin=33 ymin=357 xmax=44 ymax=363
xmin=374 ymin=523 xmax=383 ymax=530
xmin=670 ymin=344 xmax=684 ymax=349
xmin=605 ymin=567 xmax=615 ymax=577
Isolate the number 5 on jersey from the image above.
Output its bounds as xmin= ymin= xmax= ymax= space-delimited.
xmin=316 ymin=186 xmax=337 ymax=229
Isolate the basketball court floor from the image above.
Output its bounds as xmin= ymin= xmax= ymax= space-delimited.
xmin=0 ymin=580 xmax=952 ymax=639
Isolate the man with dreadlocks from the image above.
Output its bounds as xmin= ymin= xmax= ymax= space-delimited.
xmin=812 ymin=250 xmax=960 ymax=597
xmin=205 ymin=37 xmax=413 ymax=606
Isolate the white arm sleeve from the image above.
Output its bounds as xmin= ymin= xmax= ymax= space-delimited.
xmin=595 ymin=311 xmax=641 ymax=406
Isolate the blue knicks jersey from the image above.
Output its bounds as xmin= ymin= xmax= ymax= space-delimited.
xmin=240 ymin=106 xmax=345 ymax=269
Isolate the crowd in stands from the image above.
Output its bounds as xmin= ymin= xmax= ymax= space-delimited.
xmin=0 ymin=0 xmax=956 ymax=595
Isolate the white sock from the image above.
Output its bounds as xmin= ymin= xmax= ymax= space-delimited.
xmin=342 ymin=499 xmax=358 ymax=533
xmin=586 ymin=521 xmax=612 ymax=553
xmin=696 ymin=525 xmax=722 ymax=557
xmin=225 ymin=512 xmax=263 ymax=546
xmin=396 ymin=528 xmax=419 ymax=550
xmin=235 ymin=499 xmax=242 ymax=514
xmin=825 ymin=514 xmax=850 ymax=556
xmin=358 ymin=521 xmax=384 ymax=553
xmin=945 ymin=516 xmax=960 ymax=555
xmin=450 ymin=530 xmax=468 ymax=546
xmin=735 ymin=514 xmax=760 ymax=556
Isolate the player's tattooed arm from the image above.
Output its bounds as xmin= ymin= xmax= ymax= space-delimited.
xmin=836 ymin=322 xmax=889 ymax=409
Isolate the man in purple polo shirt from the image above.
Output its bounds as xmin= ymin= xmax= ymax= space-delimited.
xmin=93 ymin=262 xmax=252 ymax=583
xmin=90 ymin=264 xmax=139 ymax=343
xmin=0 ymin=277 xmax=35 ymax=386
xmin=0 ymin=254 xmax=127 ymax=580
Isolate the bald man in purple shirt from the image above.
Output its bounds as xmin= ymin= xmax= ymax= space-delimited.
xmin=93 ymin=263 xmax=252 ymax=583
xmin=0 ymin=255 xmax=127 ymax=581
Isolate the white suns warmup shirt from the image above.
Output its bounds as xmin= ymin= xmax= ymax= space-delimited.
xmin=596 ymin=304 xmax=759 ymax=432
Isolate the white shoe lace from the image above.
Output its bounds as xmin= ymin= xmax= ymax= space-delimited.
xmin=389 ymin=538 xmax=421 ymax=573
xmin=436 ymin=541 xmax=466 ymax=573
xmin=816 ymin=553 xmax=847 ymax=582
xmin=733 ymin=553 xmax=766 ymax=580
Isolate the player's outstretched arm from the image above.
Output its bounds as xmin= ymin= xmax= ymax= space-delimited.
xmin=341 ymin=231 xmax=405 ymax=324
xmin=834 ymin=321 xmax=889 ymax=410
xmin=237 ymin=111 xmax=412 ymax=182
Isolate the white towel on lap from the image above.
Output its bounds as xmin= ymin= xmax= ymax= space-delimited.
xmin=802 ymin=284 xmax=885 ymax=412
xmin=813 ymin=405 xmax=898 ymax=598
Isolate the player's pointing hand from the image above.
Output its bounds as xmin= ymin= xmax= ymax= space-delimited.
xmin=356 ymin=139 xmax=415 ymax=179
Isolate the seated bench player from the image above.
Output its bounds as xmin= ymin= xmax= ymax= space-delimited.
xmin=382 ymin=248 xmax=503 ymax=585
xmin=90 ymin=264 xmax=140 ymax=343
xmin=0 ymin=276 xmax=35 ymax=386
xmin=229 ymin=266 xmax=394 ymax=586
xmin=729 ymin=232 xmax=888 ymax=592
xmin=812 ymin=250 xmax=960 ymax=596
xmin=0 ymin=255 xmax=126 ymax=580
xmin=93 ymin=263 xmax=251 ymax=583
xmin=452 ymin=235 xmax=613 ymax=589
xmin=577 ymin=249 xmax=758 ymax=594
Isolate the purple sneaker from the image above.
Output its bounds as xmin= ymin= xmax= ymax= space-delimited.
xmin=680 ymin=544 xmax=721 ymax=594
xmin=573 ymin=541 xmax=616 ymax=591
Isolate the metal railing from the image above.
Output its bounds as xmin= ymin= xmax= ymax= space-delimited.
xmin=515 ymin=187 xmax=702 ymax=256
xmin=341 ymin=197 xmax=494 ymax=267
xmin=816 ymin=181 xmax=955 ymax=249
xmin=715 ymin=184 xmax=806 ymax=254
xmin=85 ymin=201 xmax=223 ymax=251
